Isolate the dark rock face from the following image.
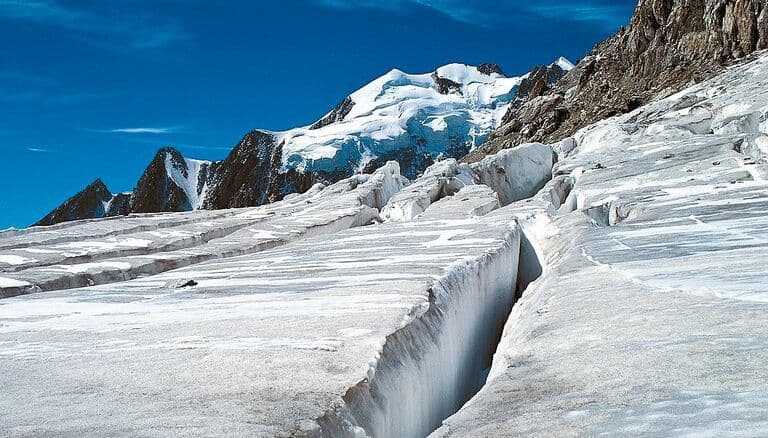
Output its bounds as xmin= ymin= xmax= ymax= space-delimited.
xmin=107 ymin=193 xmax=131 ymax=216
xmin=35 ymin=147 xmax=206 ymax=226
xmin=38 ymin=60 xmax=571 ymax=226
xmin=500 ymin=63 xmax=569 ymax=128
xmin=477 ymin=63 xmax=506 ymax=76
xmin=517 ymin=64 xmax=569 ymax=102
xmin=35 ymin=179 xmax=124 ymax=226
xmin=203 ymin=130 xmax=352 ymax=209
xmin=130 ymin=147 xmax=195 ymax=213
xmin=431 ymin=72 xmax=463 ymax=95
xmin=465 ymin=0 xmax=768 ymax=162
xmin=202 ymin=131 xmax=283 ymax=209
xmin=310 ymin=96 xmax=355 ymax=130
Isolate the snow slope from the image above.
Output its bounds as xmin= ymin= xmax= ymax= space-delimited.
xmin=276 ymin=61 xmax=569 ymax=177
xmin=37 ymin=60 xmax=572 ymax=226
xmin=164 ymin=155 xmax=210 ymax=210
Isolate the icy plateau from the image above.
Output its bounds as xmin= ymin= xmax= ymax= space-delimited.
xmin=3 ymin=50 xmax=768 ymax=437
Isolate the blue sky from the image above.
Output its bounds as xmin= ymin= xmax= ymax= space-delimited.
xmin=0 ymin=0 xmax=637 ymax=228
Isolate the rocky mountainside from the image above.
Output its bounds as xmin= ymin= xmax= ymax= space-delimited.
xmin=35 ymin=148 xmax=211 ymax=226
xmin=35 ymin=179 xmax=130 ymax=226
xmin=131 ymin=147 xmax=212 ymax=213
xmin=36 ymin=60 xmax=571 ymax=226
xmin=464 ymin=0 xmax=768 ymax=161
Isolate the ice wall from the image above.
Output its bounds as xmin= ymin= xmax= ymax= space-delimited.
xmin=471 ymin=142 xmax=554 ymax=205
xmin=316 ymin=225 xmax=521 ymax=438
xmin=380 ymin=159 xmax=474 ymax=221
xmin=431 ymin=51 xmax=768 ymax=438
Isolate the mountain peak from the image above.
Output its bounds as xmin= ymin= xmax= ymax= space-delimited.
xmin=466 ymin=0 xmax=768 ymax=162
xmin=34 ymin=178 xmax=117 ymax=226
xmin=477 ymin=63 xmax=506 ymax=76
xmin=155 ymin=146 xmax=184 ymax=160
xmin=87 ymin=178 xmax=110 ymax=193
xmin=554 ymin=57 xmax=575 ymax=71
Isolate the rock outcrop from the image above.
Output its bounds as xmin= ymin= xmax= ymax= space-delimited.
xmin=130 ymin=147 xmax=206 ymax=213
xmin=464 ymin=0 xmax=768 ymax=162
xmin=35 ymin=179 xmax=128 ymax=226
xmin=309 ymin=96 xmax=355 ymax=130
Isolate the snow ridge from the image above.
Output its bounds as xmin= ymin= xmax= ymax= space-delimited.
xmin=276 ymin=60 xmax=569 ymax=176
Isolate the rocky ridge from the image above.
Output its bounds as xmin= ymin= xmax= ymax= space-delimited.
xmin=464 ymin=0 xmax=768 ymax=162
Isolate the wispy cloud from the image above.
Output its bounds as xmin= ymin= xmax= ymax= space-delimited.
xmin=523 ymin=2 xmax=634 ymax=29
xmin=105 ymin=127 xmax=178 ymax=134
xmin=313 ymin=0 xmax=633 ymax=30
xmin=0 ymin=0 xmax=187 ymax=49
xmin=123 ymin=136 xmax=232 ymax=152
xmin=0 ymin=71 xmax=118 ymax=105
xmin=26 ymin=147 xmax=49 ymax=153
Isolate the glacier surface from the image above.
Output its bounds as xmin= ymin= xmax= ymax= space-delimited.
xmin=2 ymin=52 xmax=768 ymax=438
xmin=432 ymin=51 xmax=768 ymax=437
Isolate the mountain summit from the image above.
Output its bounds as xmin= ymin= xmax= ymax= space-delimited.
xmin=37 ymin=59 xmax=572 ymax=225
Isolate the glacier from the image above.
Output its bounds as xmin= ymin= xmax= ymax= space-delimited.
xmin=431 ymin=51 xmax=768 ymax=436
xmin=2 ymin=51 xmax=768 ymax=438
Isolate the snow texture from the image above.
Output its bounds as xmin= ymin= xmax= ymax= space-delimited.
xmin=380 ymin=158 xmax=475 ymax=222
xmin=0 ymin=132 xmax=555 ymax=436
xmin=432 ymin=51 xmax=768 ymax=437
xmin=0 ymin=180 xmax=526 ymax=437
xmin=165 ymin=155 xmax=210 ymax=210
xmin=0 ymin=163 xmax=405 ymax=296
xmin=275 ymin=62 xmax=563 ymax=177
xmin=3 ymin=51 xmax=768 ymax=438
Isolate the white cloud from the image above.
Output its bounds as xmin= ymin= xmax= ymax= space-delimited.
xmin=313 ymin=0 xmax=632 ymax=30
xmin=0 ymin=0 xmax=187 ymax=49
xmin=107 ymin=127 xmax=177 ymax=134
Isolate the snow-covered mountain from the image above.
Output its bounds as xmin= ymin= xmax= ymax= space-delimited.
xmin=36 ymin=60 xmax=572 ymax=225
xmin=274 ymin=61 xmax=568 ymax=177
xmin=9 ymin=1 xmax=768 ymax=436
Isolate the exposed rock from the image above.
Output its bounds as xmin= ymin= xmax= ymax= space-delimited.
xmin=499 ymin=63 xmax=570 ymax=131
xmin=309 ymin=96 xmax=355 ymax=130
xmin=107 ymin=193 xmax=131 ymax=216
xmin=164 ymin=278 xmax=198 ymax=288
xmin=465 ymin=0 xmax=768 ymax=162
xmin=130 ymin=147 xmax=197 ymax=213
xmin=35 ymin=179 xmax=127 ymax=227
xmin=39 ymin=61 xmax=571 ymax=226
xmin=514 ymin=63 xmax=569 ymax=103
xmin=477 ymin=63 xmax=506 ymax=76
xmin=201 ymin=131 xmax=282 ymax=209
xmin=431 ymin=72 xmax=463 ymax=95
